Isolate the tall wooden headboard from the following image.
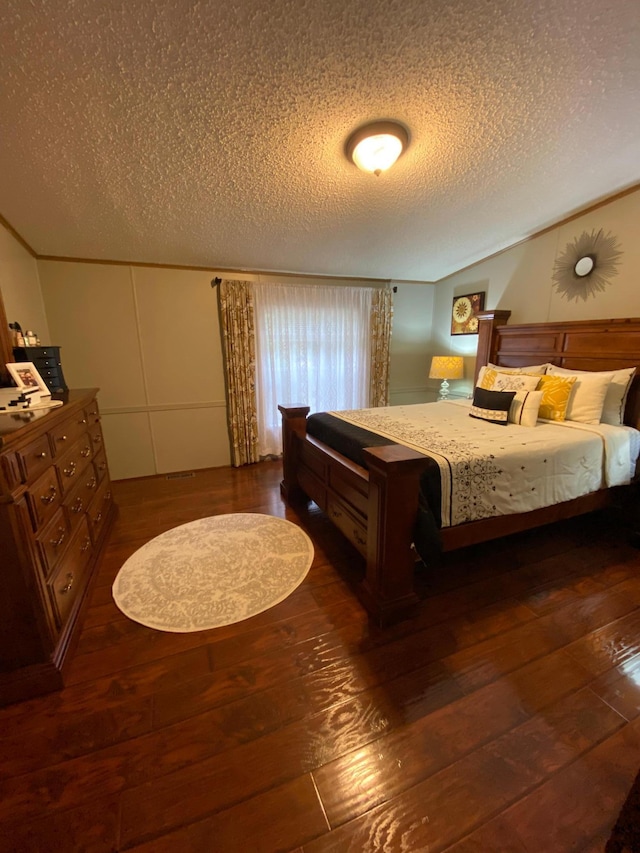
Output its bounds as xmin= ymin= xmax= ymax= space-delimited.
xmin=475 ymin=311 xmax=640 ymax=430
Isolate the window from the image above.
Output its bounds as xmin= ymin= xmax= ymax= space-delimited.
xmin=253 ymin=283 xmax=373 ymax=457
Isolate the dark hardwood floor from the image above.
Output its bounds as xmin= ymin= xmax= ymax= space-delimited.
xmin=2 ymin=460 xmax=640 ymax=852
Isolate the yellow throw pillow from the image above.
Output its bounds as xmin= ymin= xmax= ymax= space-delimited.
xmin=537 ymin=375 xmax=577 ymax=421
xmin=478 ymin=367 xmax=498 ymax=389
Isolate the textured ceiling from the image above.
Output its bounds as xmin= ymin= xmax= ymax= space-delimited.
xmin=1 ymin=0 xmax=639 ymax=281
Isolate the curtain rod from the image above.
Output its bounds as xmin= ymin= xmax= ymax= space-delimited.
xmin=211 ymin=277 xmax=396 ymax=292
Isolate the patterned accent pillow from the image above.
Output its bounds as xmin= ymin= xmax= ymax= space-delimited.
xmin=479 ymin=369 xmax=541 ymax=392
xmin=470 ymin=387 xmax=516 ymax=425
xmin=509 ymin=389 xmax=544 ymax=427
xmin=547 ymin=365 xmax=635 ymax=426
xmin=477 ymin=365 xmax=547 ymax=389
xmin=536 ymin=375 xmax=577 ymax=421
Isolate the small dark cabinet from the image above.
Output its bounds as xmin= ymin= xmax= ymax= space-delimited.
xmin=13 ymin=346 xmax=68 ymax=393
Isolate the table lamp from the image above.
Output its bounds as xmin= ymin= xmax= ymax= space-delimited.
xmin=429 ymin=355 xmax=464 ymax=400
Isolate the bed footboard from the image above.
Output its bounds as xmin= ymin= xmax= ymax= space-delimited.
xmin=279 ymin=404 xmax=431 ymax=625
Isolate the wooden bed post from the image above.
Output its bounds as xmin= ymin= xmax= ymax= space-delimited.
xmin=474 ymin=309 xmax=511 ymax=384
xmin=360 ymin=445 xmax=431 ymax=626
xmin=278 ymin=404 xmax=310 ymax=503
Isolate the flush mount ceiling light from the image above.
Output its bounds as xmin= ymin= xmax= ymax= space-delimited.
xmin=346 ymin=121 xmax=409 ymax=175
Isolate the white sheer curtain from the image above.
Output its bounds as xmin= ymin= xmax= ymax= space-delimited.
xmin=253 ymin=283 xmax=373 ymax=457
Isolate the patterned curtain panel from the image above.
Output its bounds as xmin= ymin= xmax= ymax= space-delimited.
xmin=218 ymin=279 xmax=260 ymax=467
xmin=370 ymin=285 xmax=393 ymax=407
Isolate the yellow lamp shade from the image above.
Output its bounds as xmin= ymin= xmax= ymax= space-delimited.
xmin=429 ymin=356 xmax=464 ymax=380
xmin=429 ymin=355 xmax=464 ymax=400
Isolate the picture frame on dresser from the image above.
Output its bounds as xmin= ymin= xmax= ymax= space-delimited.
xmin=6 ymin=361 xmax=50 ymax=395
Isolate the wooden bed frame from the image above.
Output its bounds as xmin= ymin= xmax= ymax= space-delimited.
xmin=279 ymin=313 xmax=640 ymax=625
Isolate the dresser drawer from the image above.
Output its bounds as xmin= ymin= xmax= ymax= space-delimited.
xmin=13 ymin=345 xmax=60 ymax=361
xmin=17 ymin=433 xmax=53 ymax=484
xmin=27 ymin=465 xmax=63 ymax=531
xmin=88 ymin=424 xmax=104 ymax=454
xmin=47 ymin=518 xmax=93 ymax=628
xmin=37 ymin=507 xmax=71 ymax=576
xmin=93 ymin=449 xmax=108 ymax=484
xmin=38 ymin=365 xmax=61 ymax=377
xmin=48 ymin=412 xmax=92 ymax=457
xmin=55 ymin=435 xmax=93 ymax=494
xmin=87 ymin=477 xmax=113 ymax=543
xmin=62 ymin=462 xmax=102 ymax=528
xmin=32 ymin=357 xmax=60 ymax=370
xmin=85 ymin=400 xmax=101 ymax=423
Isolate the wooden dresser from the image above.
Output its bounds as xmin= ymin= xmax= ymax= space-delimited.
xmin=0 ymin=389 xmax=115 ymax=705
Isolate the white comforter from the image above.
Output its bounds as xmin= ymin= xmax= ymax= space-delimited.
xmin=330 ymin=400 xmax=640 ymax=528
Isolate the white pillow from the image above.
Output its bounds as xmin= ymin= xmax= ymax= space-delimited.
xmin=509 ymin=389 xmax=543 ymax=427
xmin=543 ymin=369 xmax=611 ymax=424
xmin=547 ymin=365 xmax=635 ymax=426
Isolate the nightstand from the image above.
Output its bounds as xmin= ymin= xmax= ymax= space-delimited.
xmin=438 ymin=391 xmax=471 ymax=401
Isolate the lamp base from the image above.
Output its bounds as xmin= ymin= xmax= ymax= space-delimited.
xmin=438 ymin=379 xmax=450 ymax=400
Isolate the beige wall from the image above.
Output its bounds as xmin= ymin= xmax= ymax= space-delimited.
xmin=432 ymin=187 xmax=640 ymax=395
xmin=37 ymin=262 xmax=430 ymax=479
xmin=38 ymin=262 xmax=230 ymax=479
xmin=3 ymin=184 xmax=638 ymax=478
xmin=389 ymin=281 xmax=436 ymax=404
xmin=0 ymin=228 xmax=49 ymax=343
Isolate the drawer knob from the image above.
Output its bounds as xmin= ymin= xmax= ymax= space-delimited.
xmin=63 ymin=461 xmax=77 ymax=477
xmin=59 ymin=572 xmax=74 ymax=594
xmin=94 ymin=511 xmax=103 ymax=524
xmin=50 ymin=528 xmax=66 ymax=548
xmin=93 ymin=435 xmax=102 ymax=444
xmin=72 ymin=497 xmax=84 ymax=513
xmin=87 ymin=476 xmax=97 ymax=489
xmin=40 ymin=485 xmax=57 ymax=505
xmin=81 ymin=537 xmax=91 ymax=553
xmin=81 ymin=447 xmax=91 ymax=458
xmin=36 ymin=451 xmax=48 ymax=459
xmin=79 ymin=418 xmax=87 ymax=424
xmin=58 ymin=435 xmax=67 ymax=442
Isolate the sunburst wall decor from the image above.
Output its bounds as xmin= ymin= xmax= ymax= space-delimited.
xmin=552 ymin=228 xmax=623 ymax=303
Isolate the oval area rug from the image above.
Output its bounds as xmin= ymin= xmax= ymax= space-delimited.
xmin=112 ymin=513 xmax=314 ymax=632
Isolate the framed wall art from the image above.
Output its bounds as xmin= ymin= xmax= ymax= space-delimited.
xmin=451 ymin=292 xmax=485 ymax=335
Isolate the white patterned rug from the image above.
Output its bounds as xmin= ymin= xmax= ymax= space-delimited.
xmin=112 ymin=513 xmax=314 ymax=632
